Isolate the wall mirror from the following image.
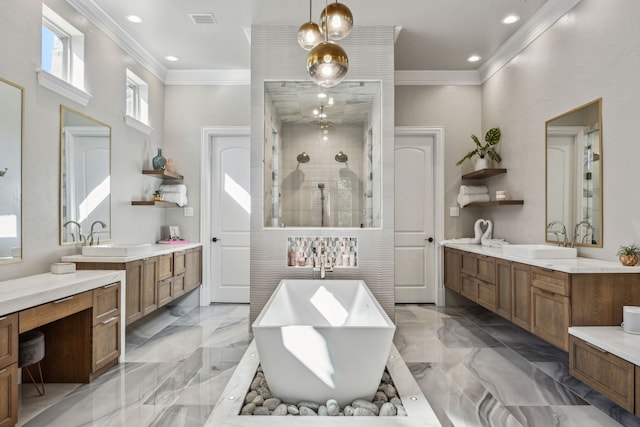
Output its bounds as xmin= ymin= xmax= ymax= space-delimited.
xmin=0 ymin=77 xmax=24 ymax=264
xmin=546 ymin=98 xmax=602 ymax=247
xmin=60 ymin=106 xmax=111 ymax=245
xmin=263 ymin=80 xmax=382 ymax=228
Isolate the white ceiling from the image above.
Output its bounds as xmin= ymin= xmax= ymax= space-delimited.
xmin=85 ymin=0 xmax=552 ymax=73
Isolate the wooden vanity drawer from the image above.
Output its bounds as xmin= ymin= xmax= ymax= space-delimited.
xmin=157 ymin=254 xmax=173 ymax=281
xmin=0 ymin=362 xmax=18 ymax=427
xmin=172 ymin=273 xmax=186 ymax=298
xmin=461 ymin=274 xmax=477 ymax=301
xmin=173 ymin=250 xmax=186 ymax=275
xmin=477 ymin=255 xmax=496 ymax=284
xmin=92 ymin=315 xmax=120 ymax=375
xmin=93 ymin=282 xmax=121 ymax=326
xmin=531 ymin=266 xmax=570 ymax=296
xmin=477 ymin=280 xmax=496 ymax=311
xmin=461 ymin=253 xmax=477 ymax=276
xmin=570 ymin=335 xmax=634 ymax=412
xmin=157 ymin=277 xmax=173 ymax=307
xmin=0 ymin=314 xmax=18 ymax=368
xmin=19 ymin=291 xmax=92 ymax=333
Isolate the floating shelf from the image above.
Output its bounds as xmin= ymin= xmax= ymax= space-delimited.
xmin=465 ymin=200 xmax=524 ymax=208
xmin=131 ymin=200 xmax=180 ymax=207
xmin=142 ymin=169 xmax=183 ymax=180
xmin=461 ymin=168 xmax=507 ymax=180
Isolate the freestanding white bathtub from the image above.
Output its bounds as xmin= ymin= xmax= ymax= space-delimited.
xmin=252 ymin=279 xmax=395 ymax=406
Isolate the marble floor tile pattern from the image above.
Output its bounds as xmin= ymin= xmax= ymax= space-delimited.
xmin=16 ymin=303 xmax=640 ymax=426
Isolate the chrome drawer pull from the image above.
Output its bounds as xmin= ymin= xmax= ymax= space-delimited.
xmin=102 ymin=317 xmax=118 ymax=325
xmin=53 ymin=296 xmax=74 ymax=304
xmin=0 ymin=368 xmax=6 ymax=374
xmin=102 ymin=283 xmax=118 ymax=289
xmin=585 ymin=341 xmax=608 ymax=353
xmin=0 ymin=316 xmax=6 ymax=321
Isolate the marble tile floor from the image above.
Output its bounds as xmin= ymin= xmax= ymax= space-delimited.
xmin=16 ymin=303 xmax=640 ymax=427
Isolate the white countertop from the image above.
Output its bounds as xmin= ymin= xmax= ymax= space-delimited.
xmin=0 ymin=270 xmax=126 ymax=316
xmin=61 ymin=242 xmax=202 ymax=263
xmin=442 ymin=242 xmax=640 ymax=274
xmin=569 ymin=326 xmax=640 ymax=365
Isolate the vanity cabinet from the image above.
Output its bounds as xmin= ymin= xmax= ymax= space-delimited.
xmin=444 ymin=248 xmax=462 ymax=293
xmin=495 ymin=259 xmax=512 ymax=320
xmin=569 ymin=335 xmax=635 ymax=412
xmin=444 ymin=246 xmax=640 ymax=351
xmin=511 ymin=263 xmax=532 ymax=330
xmin=75 ymin=246 xmax=202 ymax=325
xmin=0 ymin=314 xmax=17 ymax=427
xmin=92 ymin=283 xmax=121 ymax=377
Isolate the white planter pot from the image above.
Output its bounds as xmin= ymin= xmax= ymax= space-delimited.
xmin=474 ymin=157 xmax=489 ymax=171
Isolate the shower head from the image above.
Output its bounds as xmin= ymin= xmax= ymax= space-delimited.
xmin=296 ymin=152 xmax=310 ymax=163
xmin=335 ymin=151 xmax=348 ymax=163
xmin=317 ymin=183 xmax=325 ymax=189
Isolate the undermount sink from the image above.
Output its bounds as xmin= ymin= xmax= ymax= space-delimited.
xmin=502 ymin=244 xmax=577 ymax=259
xmin=82 ymin=243 xmax=152 ymax=257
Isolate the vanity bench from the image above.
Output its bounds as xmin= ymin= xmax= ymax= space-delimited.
xmin=0 ymin=270 xmax=126 ymax=427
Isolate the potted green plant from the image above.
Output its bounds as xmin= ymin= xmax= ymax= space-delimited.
xmin=617 ymin=243 xmax=640 ymax=266
xmin=456 ymin=127 xmax=502 ymax=170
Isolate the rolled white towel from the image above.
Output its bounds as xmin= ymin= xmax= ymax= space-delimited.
xmin=159 ymin=184 xmax=187 ymax=194
xmin=457 ymin=193 xmax=490 ymax=207
xmin=459 ymin=185 xmax=488 ymax=195
xmin=162 ymin=192 xmax=188 ymax=207
xmin=481 ymin=239 xmax=509 ymax=248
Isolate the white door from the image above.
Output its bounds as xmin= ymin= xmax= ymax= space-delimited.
xmin=394 ymin=133 xmax=436 ymax=303
xmin=210 ymin=135 xmax=250 ymax=303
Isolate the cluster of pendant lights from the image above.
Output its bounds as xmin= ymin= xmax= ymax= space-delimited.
xmin=298 ymin=0 xmax=353 ymax=88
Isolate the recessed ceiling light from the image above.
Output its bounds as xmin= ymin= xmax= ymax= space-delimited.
xmin=317 ymin=92 xmax=327 ymax=99
xmin=502 ymin=14 xmax=520 ymax=24
xmin=165 ymin=56 xmax=179 ymax=62
xmin=126 ymin=15 xmax=143 ymax=23
xmin=467 ymin=55 xmax=481 ymax=63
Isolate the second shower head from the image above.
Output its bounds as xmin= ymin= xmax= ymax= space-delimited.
xmin=296 ymin=152 xmax=310 ymax=164
xmin=335 ymin=151 xmax=348 ymax=163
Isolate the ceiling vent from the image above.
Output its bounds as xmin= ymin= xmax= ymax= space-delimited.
xmin=189 ymin=13 xmax=217 ymax=24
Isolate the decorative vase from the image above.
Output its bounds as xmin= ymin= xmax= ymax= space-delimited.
xmin=474 ymin=157 xmax=489 ymax=171
xmin=152 ymin=148 xmax=167 ymax=170
xmin=619 ymin=254 xmax=639 ymax=266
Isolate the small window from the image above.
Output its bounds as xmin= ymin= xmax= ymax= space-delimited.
xmin=40 ymin=5 xmax=87 ymax=102
xmin=125 ymin=69 xmax=149 ymax=125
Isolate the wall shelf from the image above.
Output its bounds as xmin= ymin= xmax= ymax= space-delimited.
xmin=465 ymin=200 xmax=524 ymax=208
xmin=142 ymin=169 xmax=183 ymax=180
xmin=131 ymin=201 xmax=180 ymax=207
xmin=461 ymin=168 xmax=507 ymax=180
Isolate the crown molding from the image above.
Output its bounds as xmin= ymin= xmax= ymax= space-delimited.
xmin=66 ymin=0 xmax=168 ymax=82
xmin=477 ymin=0 xmax=583 ymax=82
xmin=165 ymin=70 xmax=251 ymax=86
xmin=395 ymin=70 xmax=481 ymax=86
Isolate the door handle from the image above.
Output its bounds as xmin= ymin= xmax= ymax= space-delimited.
xmin=425 ymin=237 xmax=434 ymax=243
xmin=212 ymin=237 xmax=219 ymax=242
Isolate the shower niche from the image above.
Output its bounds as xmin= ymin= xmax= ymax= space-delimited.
xmin=264 ymin=81 xmax=382 ymax=228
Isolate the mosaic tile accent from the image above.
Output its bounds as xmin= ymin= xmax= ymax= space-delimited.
xmin=286 ymin=236 xmax=358 ymax=268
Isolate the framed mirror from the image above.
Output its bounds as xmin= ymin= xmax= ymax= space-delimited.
xmin=546 ymin=98 xmax=602 ymax=247
xmin=60 ymin=106 xmax=111 ymax=245
xmin=0 ymin=77 xmax=23 ymax=264
xmin=263 ymin=80 xmax=382 ymax=228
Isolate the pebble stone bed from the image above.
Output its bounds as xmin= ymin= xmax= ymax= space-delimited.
xmin=240 ymin=365 xmax=407 ymax=417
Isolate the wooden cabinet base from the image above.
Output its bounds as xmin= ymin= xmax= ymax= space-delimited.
xmin=570 ymin=335 xmax=634 ymax=412
xmin=0 ymin=363 xmax=17 ymax=427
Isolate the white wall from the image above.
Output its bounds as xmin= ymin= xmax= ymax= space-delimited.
xmin=0 ymin=0 xmax=166 ymax=281
xmin=482 ymin=0 xmax=640 ymax=260
xmin=394 ymin=85 xmax=482 ymax=239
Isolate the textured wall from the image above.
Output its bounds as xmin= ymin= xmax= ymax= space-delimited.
xmin=250 ymin=25 xmax=396 ymax=324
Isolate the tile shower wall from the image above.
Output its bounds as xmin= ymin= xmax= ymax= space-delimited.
xmin=250 ymin=25 xmax=396 ymax=324
xmin=287 ymin=237 xmax=358 ymax=268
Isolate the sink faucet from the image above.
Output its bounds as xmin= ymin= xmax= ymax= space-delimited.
xmin=546 ymin=221 xmax=568 ymax=247
xmin=88 ymin=220 xmax=107 ymax=246
xmin=572 ymin=221 xmax=594 ymax=247
xmin=63 ymin=220 xmax=86 ymax=245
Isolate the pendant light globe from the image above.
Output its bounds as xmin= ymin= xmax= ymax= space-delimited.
xmin=297 ymin=21 xmax=323 ymax=50
xmin=306 ymin=41 xmax=349 ymax=88
xmin=320 ymin=2 xmax=353 ymax=40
